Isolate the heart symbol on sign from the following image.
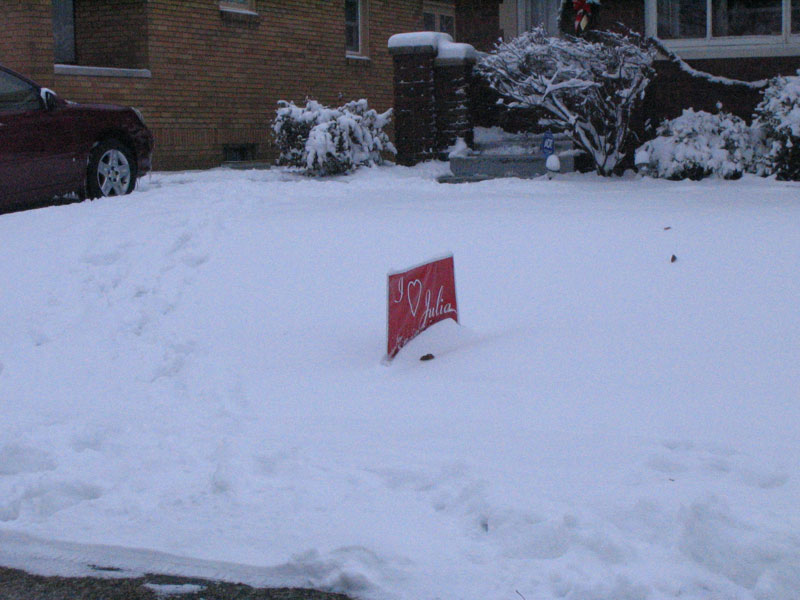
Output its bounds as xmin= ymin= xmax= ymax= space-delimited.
xmin=407 ymin=280 xmax=422 ymax=317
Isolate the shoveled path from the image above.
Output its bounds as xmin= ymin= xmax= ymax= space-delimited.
xmin=0 ymin=566 xmax=353 ymax=600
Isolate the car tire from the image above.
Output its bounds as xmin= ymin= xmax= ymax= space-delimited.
xmin=87 ymin=139 xmax=138 ymax=199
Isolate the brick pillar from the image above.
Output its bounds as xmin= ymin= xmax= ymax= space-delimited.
xmin=389 ymin=44 xmax=438 ymax=166
xmin=434 ymin=55 xmax=476 ymax=156
xmin=389 ymin=33 xmax=478 ymax=166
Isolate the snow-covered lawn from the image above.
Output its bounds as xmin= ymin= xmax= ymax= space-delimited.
xmin=1 ymin=165 xmax=798 ymax=600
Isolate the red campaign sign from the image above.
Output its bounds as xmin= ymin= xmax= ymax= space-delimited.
xmin=386 ymin=255 xmax=458 ymax=359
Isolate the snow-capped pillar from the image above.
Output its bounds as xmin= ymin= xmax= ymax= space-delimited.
xmin=388 ymin=32 xmax=451 ymax=166
xmin=434 ymin=42 xmax=478 ymax=156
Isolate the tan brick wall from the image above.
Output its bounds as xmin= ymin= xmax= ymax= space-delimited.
xmin=0 ymin=0 xmax=54 ymax=85
xmin=3 ymin=0 xmax=422 ymax=170
xmin=74 ymin=0 xmax=149 ymax=69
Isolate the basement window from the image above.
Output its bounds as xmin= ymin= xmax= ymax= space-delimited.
xmin=223 ymin=144 xmax=258 ymax=163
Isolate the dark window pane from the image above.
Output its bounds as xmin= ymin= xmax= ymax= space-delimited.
xmin=345 ymin=0 xmax=360 ymax=52
xmin=223 ymin=144 xmax=257 ymax=162
xmin=345 ymin=0 xmax=359 ymax=22
xmin=792 ymin=0 xmax=799 ymax=32
xmin=52 ymin=0 xmax=76 ymax=64
xmin=712 ymin=0 xmax=781 ymax=36
xmin=346 ymin=24 xmax=359 ymax=51
xmin=439 ymin=14 xmax=455 ymax=35
xmin=0 ymin=70 xmax=40 ymax=113
xmin=423 ymin=12 xmax=436 ymax=31
xmin=657 ymin=0 xmax=707 ymax=38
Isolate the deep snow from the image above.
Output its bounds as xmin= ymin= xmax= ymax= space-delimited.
xmin=1 ymin=164 xmax=799 ymax=600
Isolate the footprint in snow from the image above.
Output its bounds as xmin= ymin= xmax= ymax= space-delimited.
xmin=82 ymin=248 xmax=123 ymax=266
xmin=181 ymin=253 xmax=209 ymax=268
xmin=3 ymin=480 xmax=103 ymax=520
xmin=167 ymin=232 xmax=192 ymax=255
xmin=29 ymin=329 xmax=51 ymax=347
xmin=0 ymin=444 xmax=57 ymax=475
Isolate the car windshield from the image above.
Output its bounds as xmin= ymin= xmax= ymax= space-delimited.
xmin=0 ymin=70 xmax=40 ymax=112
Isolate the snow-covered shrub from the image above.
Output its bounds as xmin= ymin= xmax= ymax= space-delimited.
xmin=273 ymin=99 xmax=395 ymax=176
xmin=754 ymin=74 xmax=800 ymax=181
xmin=635 ymin=108 xmax=764 ymax=180
xmin=476 ymin=28 xmax=657 ymax=176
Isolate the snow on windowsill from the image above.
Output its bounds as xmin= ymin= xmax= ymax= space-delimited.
xmin=54 ymin=64 xmax=152 ymax=78
xmin=346 ymin=53 xmax=371 ymax=62
xmin=219 ymin=6 xmax=259 ymax=17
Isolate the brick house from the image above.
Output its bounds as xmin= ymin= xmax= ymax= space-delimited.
xmin=1 ymin=0 xmax=473 ymax=170
xmin=387 ymin=0 xmax=799 ymax=167
xmin=5 ymin=1 xmax=795 ymax=172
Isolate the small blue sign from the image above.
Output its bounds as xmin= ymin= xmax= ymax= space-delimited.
xmin=541 ymin=131 xmax=555 ymax=158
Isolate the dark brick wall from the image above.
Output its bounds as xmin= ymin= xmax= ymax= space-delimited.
xmin=435 ymin=62 xmax=475 ymax=152
xmin=455 ymin=0 xmax=501 ymax=51
xmin=644 ymin=58 xmax=800 ymax=127
xmin=392 ymin=51 xmax=437 ymax=165
xmin=588 ymin=0 xmax=645 ymax=35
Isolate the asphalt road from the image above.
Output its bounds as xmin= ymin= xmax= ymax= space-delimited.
xmin=0 ymin=567 xmax=353 ymax=600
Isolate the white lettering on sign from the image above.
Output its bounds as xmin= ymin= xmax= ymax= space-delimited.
xmin=393 ymin=278 xmax=455 ymax=326
xmin=407 ymin=279 xmax=423 ymax=317
xmin=386 ymin=255 xmax=458 ymax=360
xmin=422 ymin=286 xmax=456 ymax=326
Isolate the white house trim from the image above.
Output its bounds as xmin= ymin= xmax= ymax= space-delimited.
xmin=645 ymin=0 xmax=800 ymax=59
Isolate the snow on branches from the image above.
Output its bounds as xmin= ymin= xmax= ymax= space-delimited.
xmin=273 ymin=99 xmax=395 ymax=176
xmin=754 ymin=74 xmax=800 ymax=181
xmin=476 ymin=28 xmax=657 ymax=176
xmin=637 ymin=74 xmax=800 ymax=181
xmin=635 ymin=108 xmax=765 ymax=180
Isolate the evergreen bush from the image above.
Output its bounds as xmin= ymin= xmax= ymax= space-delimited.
xmin=273 ymin=100 xmax=395 ymax=176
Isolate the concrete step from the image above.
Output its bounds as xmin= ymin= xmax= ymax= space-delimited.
xmin=448 ymin=151 xmax=575 ymax=180
xmin=473 ymin=134 xmax=573 ymax=156
xmin=472 ymin=128 xmax=572 ymax=152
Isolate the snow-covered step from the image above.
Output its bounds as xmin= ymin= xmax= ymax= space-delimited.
xmin=439 ymin=126 xmax=576 ymax=182
xmin=472 ymin=127 xmax=572 ymax=156
xmin=446 ymin=152 xmax=574 ymax=182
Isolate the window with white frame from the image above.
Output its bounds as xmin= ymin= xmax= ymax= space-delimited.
xmin=345 ymin=0 xmax=368 ymax=55
xmin=647 ymin=0 xmax=800 ymax=57
xmin=423 ymin=1 xmax=456 ymax=37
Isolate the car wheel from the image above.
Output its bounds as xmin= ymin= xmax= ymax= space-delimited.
xmin=87 ymin=139 xmax=137 ymax=199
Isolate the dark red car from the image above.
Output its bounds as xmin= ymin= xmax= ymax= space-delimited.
xmin=0 ymin=64 xmax=153 ymax=213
